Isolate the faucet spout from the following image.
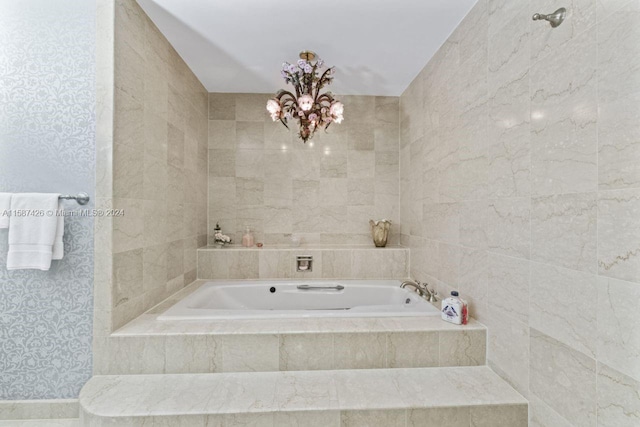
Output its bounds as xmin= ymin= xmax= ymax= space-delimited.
xmin=400 ymin=279 xmax=437 ymax=302
xmin=400 ymin=280 xmax=427 ymax=298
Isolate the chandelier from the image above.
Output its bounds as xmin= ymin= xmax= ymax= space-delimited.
xmin=266 ymin=51 xmax=344 ymax=143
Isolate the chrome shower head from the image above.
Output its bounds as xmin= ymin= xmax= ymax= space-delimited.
xmin=532 ymin=7 xmax=566 ymax=28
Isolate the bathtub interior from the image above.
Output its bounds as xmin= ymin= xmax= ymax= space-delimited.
xmin=158 ymin=279 xmax=441 ymax=320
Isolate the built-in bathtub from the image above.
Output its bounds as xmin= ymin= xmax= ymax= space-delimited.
xmin=158 ymin=279 xmax=440 ymax=320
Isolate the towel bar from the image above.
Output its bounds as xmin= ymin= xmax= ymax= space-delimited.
xmin=58 ymin=192 xmax=90 ymax=205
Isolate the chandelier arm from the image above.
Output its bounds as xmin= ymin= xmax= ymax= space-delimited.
xmin=313 ymin=80 xmax=322 ymax=103
xmin=318 ymin=67 xmax=332 ymax=82
xmin=290 ymin=74 xmax=302 ymax=98
xmin=284 ymin=100 xmax=300 ymax=113
xmin=308 ymin=65 xmax=315 ymax=95
xmin=314 ymin=68 xmax=332 ymax=101
xmin=281 ymin=99 xmax=299 ymax=118
xmin=317 ymin=68 xmax=333 ymax=90
xmin=316 ymin=93 xmax=333 ymax=103
xmin=277 ymin=90 xmax=298 ymax=103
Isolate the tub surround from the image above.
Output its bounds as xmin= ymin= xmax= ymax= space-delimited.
xmin=198 ymin=245 xmax=409 ymax=280
xmin=94 ymin=238 xmax=425 ymax=376
xmin=115 ymin=278 xmax=485 ymax=336
xmin=208 ymin=93 xmax=400 ymax=247
xmin=80 ymin=366 xmax=527 ymax=426
xmin=93 ymin=279 xmax=486 ymax=375
xmin=98 ymin=324 xmax=486 ymax=375
xmin=400 ymin=0 xmax=640 ymax=424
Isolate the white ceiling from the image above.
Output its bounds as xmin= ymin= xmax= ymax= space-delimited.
xmin=136 ymin=0 xmax=477 ymax=96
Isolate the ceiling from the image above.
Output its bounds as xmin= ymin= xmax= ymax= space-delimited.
xmin=136 ymin=0 xmax=477 ymax=96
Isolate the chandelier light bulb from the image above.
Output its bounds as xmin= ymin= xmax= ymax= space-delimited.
xmin=266 ymin=99 xmax=280 ymax=114
xmin=330 ymin=101 xmax=344 ymax=123
xmin=298 ymin=94 xmax=314 ymax=111
xmin=330 ymin=101 xmax=343 ymax=116
xmin=266 ymin=99 xmax=281 ymax=121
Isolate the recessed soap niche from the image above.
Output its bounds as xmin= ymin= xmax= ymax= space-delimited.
xmin=296 ymin=255 xmax=313 ymax=272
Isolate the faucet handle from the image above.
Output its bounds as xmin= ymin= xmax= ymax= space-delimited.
xmin=420 ymin=281 xmax=435 ymax=299
xmin=417 ymin=280 xmax=430 ymax=293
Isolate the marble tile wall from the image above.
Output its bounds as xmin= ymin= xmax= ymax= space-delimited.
xmin=197 ymin=247 xmax=409 ymax=280
xmin=0 ymin=400 xmax=78 ymax=421
xmin=81 ymin=405 xmax=527 ymax=427
xmin=208 ymin=94 xmax=400 ymax=246
xmin=400 ymin=0 xmax=640 ymax=425
xmin=105 ymin=0 xmax=208 ymax=331
xmin=96 ymin=328 xmax=486 ymax=375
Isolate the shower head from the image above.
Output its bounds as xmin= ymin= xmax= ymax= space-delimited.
xmin=532 ymin=7 xmax=566 ymax=28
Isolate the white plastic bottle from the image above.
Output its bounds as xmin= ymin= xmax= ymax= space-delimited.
xmin=441 ymin=291 xmax=467 ymax=325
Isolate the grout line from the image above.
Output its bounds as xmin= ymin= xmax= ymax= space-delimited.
xmin=527 ymin=21 xmax=533 ymax=406
xmin=594 ymin=3 xmax=600 ymax=425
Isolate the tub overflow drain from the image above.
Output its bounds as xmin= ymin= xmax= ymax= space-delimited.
xmin=270 ymin=287 xmax=276 ymax=293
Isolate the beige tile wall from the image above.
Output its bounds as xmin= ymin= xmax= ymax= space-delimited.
xmin=197 ymin=247 xmax=410 ymax=280
xmin=95 ymin=329 xmax=486 ymax=375
xmin=400 ymin=1 xmax=640 ymax=426
xmin=101 ymin=0 xmax=208 ymax=331
xmin=208 ymin=94 xmax=400 ymax=246
xmin=0 ymin=400 xmax=78 ymax=421
xmin=81 ymin=404 xmax=526 ymax=427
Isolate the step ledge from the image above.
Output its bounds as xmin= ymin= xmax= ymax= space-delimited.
xmin=80 ymin=366 xmax=526 ymax=419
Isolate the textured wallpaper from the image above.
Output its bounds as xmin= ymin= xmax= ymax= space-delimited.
xmin=0 ymin=0 xmax=95 ymax=399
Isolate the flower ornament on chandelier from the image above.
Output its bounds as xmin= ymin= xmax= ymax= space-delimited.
xmin=266 ymin=51 xmax=344 ymax=143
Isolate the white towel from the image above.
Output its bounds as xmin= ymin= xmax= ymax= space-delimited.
xmin=7 ymin=193 xmax=63 ymax=270
xmin=52 ymin=208 xmax=64 ymax=260
xmin=0 ymin=193 xmax=11 ymax=229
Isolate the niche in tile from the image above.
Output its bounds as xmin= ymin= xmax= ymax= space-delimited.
xmin=296 ymin=255 xmax=313 ymax=272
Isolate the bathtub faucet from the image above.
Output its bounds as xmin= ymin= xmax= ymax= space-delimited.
xmin=400 ymin=280 xmax=438 ymax=302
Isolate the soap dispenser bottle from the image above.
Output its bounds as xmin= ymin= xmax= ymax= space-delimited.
xmin=242 ymin=227 xmax=254 ymax=247
xmin=441 ymin=291 xmax=468 ymax=325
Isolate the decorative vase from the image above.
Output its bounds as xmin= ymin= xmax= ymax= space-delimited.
xmin=369 ymin=219 xmax=391 ymax=247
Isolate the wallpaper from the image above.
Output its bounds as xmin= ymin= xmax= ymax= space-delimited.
xmin=0 ymin=0 xmax=95 ymax=399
